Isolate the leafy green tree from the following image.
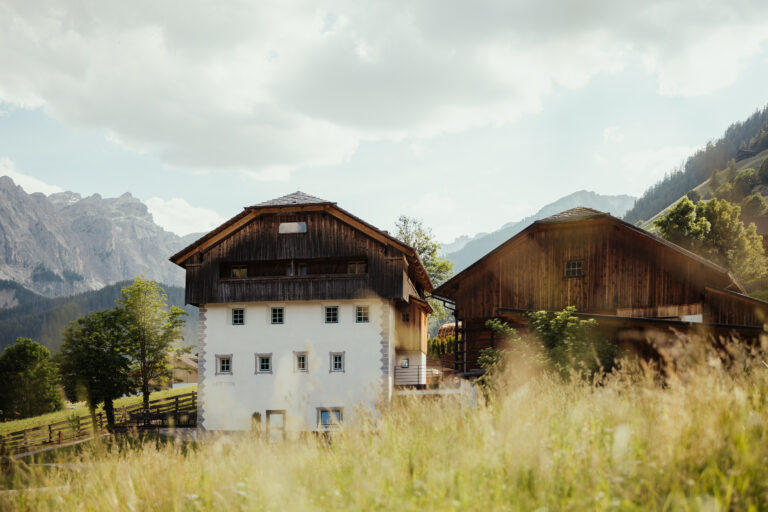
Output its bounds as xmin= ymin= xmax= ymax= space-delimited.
xmin=715 ymin=182 xmax=734 ymax=201
xmin=59 ymin=309 xmax=134 ymax=430
xmin=654 ymin=197 xmax=710 ymax=251
xmin=733 ymin=168 xmax=758 ymax=201
xmin=742 ymin=194 xmax=767 ymax=217
xmin=655 ymin=198 xmax=767 ymax=283
xmin=118 ymin=278 xmax=187 ymax=410
xmin=395 ymin=215 xmax=455 ymax=335
xmin=759 ymin=158 xmax=768 ymax=185
xmin=686 ymin=189 xmax=702 ymax=204
xmin=0 ymin=338 xmax=62 ymax=420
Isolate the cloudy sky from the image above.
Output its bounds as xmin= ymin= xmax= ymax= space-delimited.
xmin=1 ymin=1 xmax=768 ymax=242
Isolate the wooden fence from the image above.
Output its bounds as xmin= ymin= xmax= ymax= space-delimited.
xmin=0 ymin=391 xmax=197 ymax=455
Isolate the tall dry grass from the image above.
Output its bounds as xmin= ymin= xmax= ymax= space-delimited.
xmin=3 ymin=337 xmax=768 ymax=510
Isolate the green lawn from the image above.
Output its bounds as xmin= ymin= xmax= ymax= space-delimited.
xmin=0 ymin=385 xmax=196 ymax=436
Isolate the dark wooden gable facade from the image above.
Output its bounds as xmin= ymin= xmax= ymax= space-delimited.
xmin=435 ymin=207 xmax=768 ymax=372
xmin=170 ymin=192 xmax=432 ymax=306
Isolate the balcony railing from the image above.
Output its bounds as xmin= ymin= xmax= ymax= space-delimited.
xmin=394 ymin=365 xmax=449 ymax=387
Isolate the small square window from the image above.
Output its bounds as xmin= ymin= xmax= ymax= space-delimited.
xmin=347 ymin=261 xmax=367 ymax=274
xmin=295 ymin=352 xmax=308 ymax=373
xmin=325 ymin=306 xmax=339 ymax=324
xmin=330 ymin=352 xmax=345 ymax=373
xmin=297 ymin=263 xmax=307 ymax=276
xmin=401 ymin=358 xmax=409 ymax=369
xmin=231 ymin=265 xmax=247 ymax=279
xmin=356 ymin=306 xmax=369 ymax=323
xmin=565 ymin=260 xmax=583 ymax=278
xmin=255 ymin=353 xmax=272 ymax=374
xmin=216 ymin=355 xmax=232 ymax=375
xmin=232 ymin=308 xmax=245 ymax=325
xmin=402 ymin=312 xmax=410 ymax=323
xmin=318 ymin=408 xmax=343 ymax=429
xmin=271 ymin=307 xmax=284 ymax=324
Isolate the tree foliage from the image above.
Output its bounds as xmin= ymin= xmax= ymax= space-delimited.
xmin=0 ymin=338 xmax=62 ymax=420
xmin=741 ymin=194 xmax=767 ymax=217
xmin=117 ymin=278 xmax=187 ymax=410
xmin=759 ymin=158 xmax=768 ymax=185
xmin=655 ymin=197 xmax=767 ymax=283
xmin=59 ymin=309 xmax=135 ymax=430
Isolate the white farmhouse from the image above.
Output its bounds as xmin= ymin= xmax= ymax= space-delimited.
xmin=170 ymin=192 xmax=433 ymax=437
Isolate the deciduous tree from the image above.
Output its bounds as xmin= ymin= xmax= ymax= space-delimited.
xmin=59 ymin=309 xmax=134 ymax=430
xmin=118 ymin=278 xmax=186 ymax=410
xmin=0 ymin=338 xmax=62 ymax=420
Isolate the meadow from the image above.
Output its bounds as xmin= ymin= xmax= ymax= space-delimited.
xmin=2 ymin=339 xmax=767 ymax=511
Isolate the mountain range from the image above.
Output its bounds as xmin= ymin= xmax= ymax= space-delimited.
xmin=443 ymin=190 xmax=637 ymax=272
xmin=0 ymin=176 xmax=200 ymax=297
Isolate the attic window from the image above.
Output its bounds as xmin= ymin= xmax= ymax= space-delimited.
xmin=348 ymin=261 xmax=367 ymax=274
xmin=231 ymin=265 xmax=247 ymax=279
xmin=565 ymin=260 xmax=583 ymax=278
xmin=279 ymin=222 xmax=307 ymax=234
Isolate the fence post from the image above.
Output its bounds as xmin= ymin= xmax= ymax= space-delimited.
xmin=175 ymin=395 xmax=180 ymax=413
xmin=98 ymin=413 xmax=103 ymax=431
xmin=76 ymin=415 xmax=81 ymax=439
xmin=58 ymin=430 xmax=62 ymax=445
xmin=49 ymin=424 xmax=53 ymax=444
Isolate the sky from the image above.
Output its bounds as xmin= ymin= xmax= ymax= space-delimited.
xmin=1 ymin=1 xmax=768 ymax=243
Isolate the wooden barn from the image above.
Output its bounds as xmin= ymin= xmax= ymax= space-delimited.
xmin=434 ymin=207 xmax=768 ymax=373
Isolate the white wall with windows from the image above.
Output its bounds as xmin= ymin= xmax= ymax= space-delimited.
xmin=200 ymin=299 xmax=395 ymax=432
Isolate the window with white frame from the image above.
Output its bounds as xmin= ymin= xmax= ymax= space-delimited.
xmin=325 ymin=306 xmax=339 ymax=324
xmin=356 ymin=305 xmax=369 ymax=323
xmin=317 ymin=408 xmax=343 ymax=429
xmin=255 ymin=353 xmax=272 ymax=374
xmin=216 ymin=355 xmax=232 ymax=375
xmin=271 ymin=307 xmax=284 ymax=324
xmin=330 ymin=352 xmax=345 ymax=373
xmin=232 ymin=308 xmax=245 ymax=325
xmin=401 ymin=358 xmax=409 ymax=368
xmin=565 ymin=260 xmax=584 ymax=277
xmin=294 ymin=351 xmax=308 ymax=373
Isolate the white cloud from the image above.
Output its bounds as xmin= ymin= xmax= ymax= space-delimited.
xmin=145 ymin=197 xmax=226 ymax=236
xmin=0 ymin=1 xmax=766 ymax=176
xmin=0 ymin=157 xmax=62 ymax=194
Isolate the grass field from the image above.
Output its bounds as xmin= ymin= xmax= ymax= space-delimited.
xmin=0 ymin=385 xmax=197 ymax=436
xmin=2 ymin=342 xmax=768 ymax=510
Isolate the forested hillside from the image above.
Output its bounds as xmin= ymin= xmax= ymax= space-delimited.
xmin=0 ymin=281 xmax=197 ymax=352
xmin=625 ymin=106 xmax=768 ymax=224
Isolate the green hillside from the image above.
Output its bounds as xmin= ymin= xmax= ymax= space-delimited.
xmin=639 ymin=147 xmax=768 ymax=231
xmin=625 ymin=105 xmax=768 ymax=225
xmin=0 ymin=281 xmax=197 ymax=353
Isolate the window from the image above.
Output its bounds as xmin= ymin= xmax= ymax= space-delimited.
xmin=278 ymin=221 xmax=307 ymax=234
xmin=255 ymin=353 xmax=272 ymax=374
xmin=232 ymin=308 xmax=245 ymax=325
xmin=216 ymin=355 xmax=232 ymax=375
xmin=330 ymin=352 xmax=345 ymax=373
xmin=347 ymin=261 xmax=367 ymax=274
xmin=325 ymin=306 xmax=339 ymax=324
xmin=356 ymin=305 xmax=369 ymax=323
xmin=294 ymin=351 xmax=308 ymax=373
xmin=565 ymin=260 xmax=584 ymax=278
xmin=402 ymin=312 xmax=410 ymax=322
xmin=297 ymin=263 xmax=307 ymax=276
xmin=401 ymin=358 xmax=409 ymax=369
xmin=231 ymin=265 xmax=247 ymax=279
xmin=271 ymin=307 xmax=284 ymax=324
xmin=317 ymin=408 xmax=343 ymax=429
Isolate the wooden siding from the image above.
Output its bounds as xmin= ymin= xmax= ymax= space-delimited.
xmin=184 ymin=212 xmax=419 ymax=305
xmin=704 ymin=287 xmax=768 ymax=327
xmin=449 ymin=219 xmax=757 ymax=328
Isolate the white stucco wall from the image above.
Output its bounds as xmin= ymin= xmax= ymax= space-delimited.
xmin=198 ymin=299 xmax=394 ymax=432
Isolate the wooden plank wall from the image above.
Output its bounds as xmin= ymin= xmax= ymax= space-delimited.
xmin=185 ymin=212 xmax=414 ymax=305
xmin=452 ymin=220 xmax=752 ymax=325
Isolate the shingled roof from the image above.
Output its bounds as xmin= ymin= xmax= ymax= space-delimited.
xmin=536 ymin=207 xmax=609 ymax=224
xmin=252 ymin=191 xmax=331 ymax=207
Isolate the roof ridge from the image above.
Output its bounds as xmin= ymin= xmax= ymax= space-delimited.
xmin=536 ymin=206 xmax=609 ymax=224
xmin=251 ymin=190 xmax=331 ymax=207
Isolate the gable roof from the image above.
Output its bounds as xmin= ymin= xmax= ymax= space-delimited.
xmin=435 ymin=207 xmax=744 ymax=297
xmin=170 ymin=191 xmax=433 ymax=292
